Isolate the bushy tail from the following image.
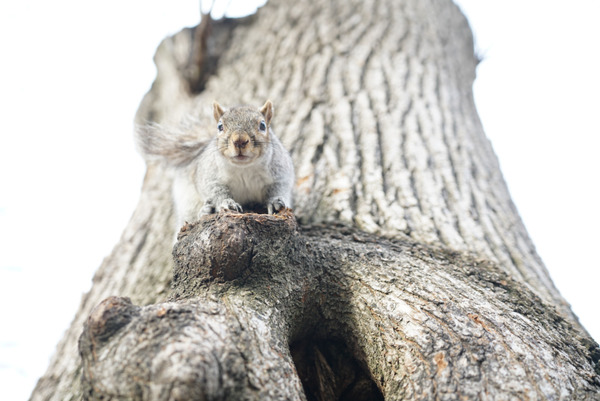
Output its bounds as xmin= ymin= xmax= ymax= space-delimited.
xmin=135 ymin=123 xmax=209 ymax=168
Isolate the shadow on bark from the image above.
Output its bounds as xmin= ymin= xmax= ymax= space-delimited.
xmin=291 ymin=338 xmax=384 ymax=401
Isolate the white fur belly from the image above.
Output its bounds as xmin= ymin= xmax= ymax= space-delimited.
xmin=224 ymin=166 xmax=273 ymax=204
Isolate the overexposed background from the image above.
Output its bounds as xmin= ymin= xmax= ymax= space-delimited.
xmin=0 ymin=1 xmax=598 ymax=400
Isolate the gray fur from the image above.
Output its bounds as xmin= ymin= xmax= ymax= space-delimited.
xmin=135 ymin=123 xmax=209 ymax=168
xmin=136 ymin=101 xmax=295 ymax=230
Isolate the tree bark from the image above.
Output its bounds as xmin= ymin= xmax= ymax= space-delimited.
xmin=31 ymin=0 xmax=600 ymax=400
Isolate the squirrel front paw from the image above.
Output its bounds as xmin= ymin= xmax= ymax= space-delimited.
xmin=218 ymin=198 xmax=243 ymax=213
xmin=267 ymin=197 xmax=287 ymax=215
xmin=198 ymin=202 xmax=215 ymax=216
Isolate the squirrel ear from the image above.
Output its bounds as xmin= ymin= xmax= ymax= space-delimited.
xmin=213 ymin=101 xmax=225 ymax=122
xmin=260 ymin=100 xmax=274 ymax=125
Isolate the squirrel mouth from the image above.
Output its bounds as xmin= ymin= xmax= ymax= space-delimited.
xmin=233 ymin=154 xmax=250 ymax=162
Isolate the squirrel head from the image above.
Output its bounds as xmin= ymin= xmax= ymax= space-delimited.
xmin=213 ymin=100 xmax=274 ymax=165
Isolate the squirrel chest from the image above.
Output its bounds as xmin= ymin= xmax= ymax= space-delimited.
xmin=219 ymin=160 xmax=274 ymax=204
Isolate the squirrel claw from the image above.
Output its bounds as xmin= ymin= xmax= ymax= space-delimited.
xmin=219 ymin=199 xmax=243 ymax=213
xmin=267 ymin=197 xmax=286 ymax=215
xmin=199 ymin=203 xmax=215 ymax=216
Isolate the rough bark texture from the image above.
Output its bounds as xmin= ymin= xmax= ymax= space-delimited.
xmin=31 ymin=0 xmax=600 ymax=400
xmin=77 ymin=212 xmax=598 ymax=400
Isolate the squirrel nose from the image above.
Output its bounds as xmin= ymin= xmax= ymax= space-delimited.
xmin=233 ymin=138 xmax=249 ymax=149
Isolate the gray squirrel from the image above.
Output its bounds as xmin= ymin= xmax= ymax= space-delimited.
xmin=136 ymin=100 xmax=294 ymax=229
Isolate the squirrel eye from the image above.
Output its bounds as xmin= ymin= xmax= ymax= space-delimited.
xmin=259 ymin=121 xmax=266 ymax=131
xmin=217 ymin=121 xmax=224 ymax=132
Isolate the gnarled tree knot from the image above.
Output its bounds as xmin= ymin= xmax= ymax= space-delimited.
xmin=171 ymin=209 xmax=299 ymax=298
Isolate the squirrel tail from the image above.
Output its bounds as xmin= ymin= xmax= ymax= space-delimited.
xmin=135 ymin=123 xmax=208 ymax=168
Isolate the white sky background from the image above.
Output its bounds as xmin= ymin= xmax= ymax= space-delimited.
xmin=0 ymin=0 xmax=598 ymax=399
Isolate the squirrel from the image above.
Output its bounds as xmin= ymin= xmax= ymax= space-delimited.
xmin=136 ymin=100 xmax=294 ymax=229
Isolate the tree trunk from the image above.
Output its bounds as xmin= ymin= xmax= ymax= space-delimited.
xmin=31 ymin=0 xmax=600 ymax=400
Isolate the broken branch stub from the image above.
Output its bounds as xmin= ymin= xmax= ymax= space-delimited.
xmin=171 ymin=209 xmax=300 ymax=297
